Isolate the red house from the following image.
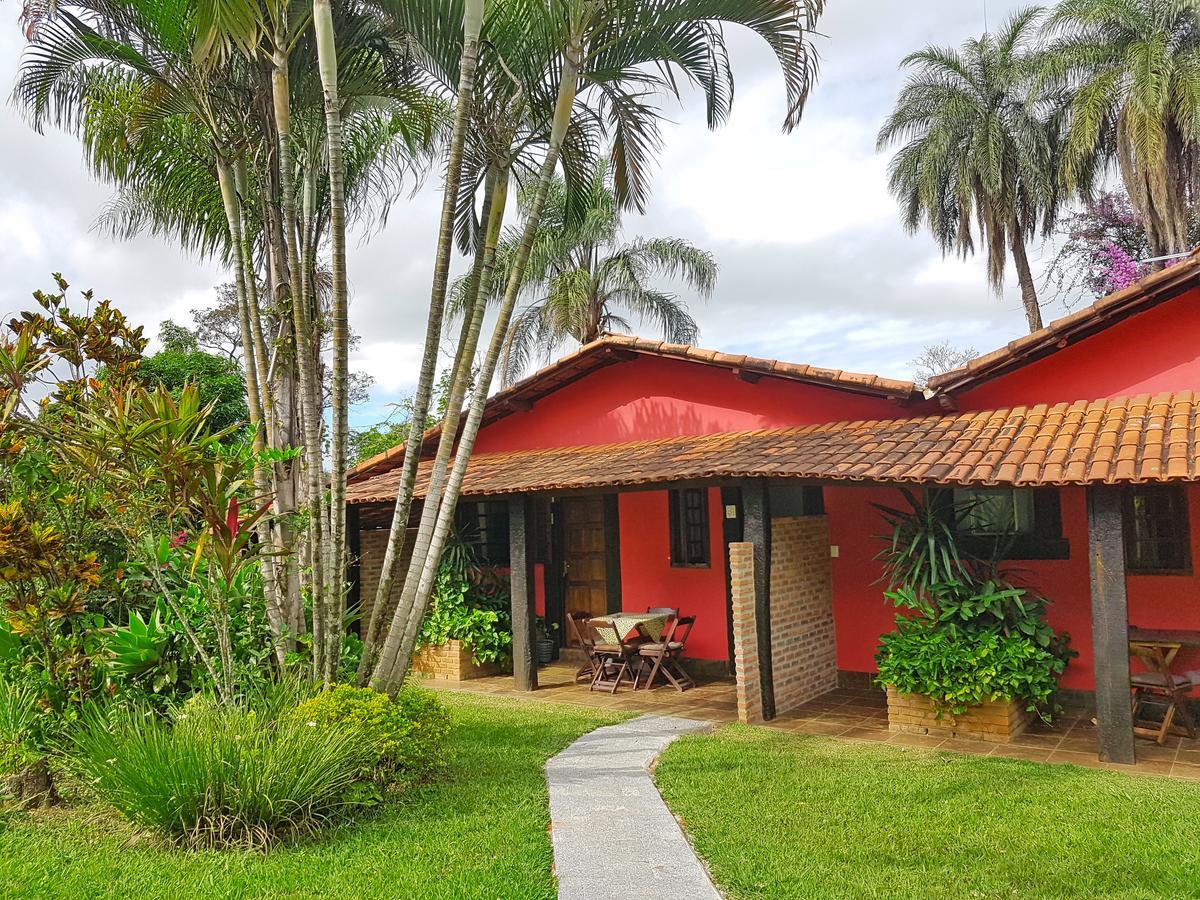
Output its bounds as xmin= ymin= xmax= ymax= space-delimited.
xmin=347 ymin=251 xmax=1200 ymax=765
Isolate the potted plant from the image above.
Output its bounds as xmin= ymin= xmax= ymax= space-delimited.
xmin=873 ymin=490 xmax=1075 ymax=741
xmin=414 ymin=536 xmax=513 ymax=681
xmin=535 ymin=618 xmax=557 ymax=666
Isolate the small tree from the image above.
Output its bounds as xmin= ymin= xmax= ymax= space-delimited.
xmin=910 ymin=342 xmax=978 ymax=388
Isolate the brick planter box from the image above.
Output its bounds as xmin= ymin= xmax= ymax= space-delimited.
xmin=413 ymin=641 xmax=499 ymax=681
xmin=886 ymin=687 xmax=1033 ymax=743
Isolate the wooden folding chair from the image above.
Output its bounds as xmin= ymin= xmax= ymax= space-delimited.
xmin=565 ymin=611 xmax=597 ymax=683
xmin=1130 ymin=641 xmax=1197 ymax=744
xmin=587 ymin=618 xmax=636 ymax=693
xmin=636 ymin=615 xmax=696 ymax=692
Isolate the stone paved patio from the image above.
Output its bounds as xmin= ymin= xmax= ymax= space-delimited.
xmin=422 ymin=662 xmax=1200 ymax=779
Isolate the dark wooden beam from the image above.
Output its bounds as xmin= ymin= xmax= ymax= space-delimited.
xmin=742 ymin=478 xmax=775 ymax=720
xmin=604 ymin=348 xmax=639 ymax=361
xmin=509 ymin=496 xmax=538 ymax=691
xmin=734 ymin=368 xmax=761 ymax=384
xmin=1087 ymin=485 xmax=1135 ymax=765
xmin=507 ymin=398 xmax=534 ymax=412
xmin=603 ymin=493 xmax=622 ymax=614
xmin=346 ymin=504 xmax=362 ymax=636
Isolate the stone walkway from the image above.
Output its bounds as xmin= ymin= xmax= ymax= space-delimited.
xmin=546 ymin=714 xmax=721 ymax=900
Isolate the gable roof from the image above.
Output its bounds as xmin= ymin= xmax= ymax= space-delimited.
xmin=927 ymin=249 xmax=1200 ymax=396
xmin=347 ymin=390 xmax=1200 ymax=504
xmin=348 ymin=334 xmax=918 ymax=483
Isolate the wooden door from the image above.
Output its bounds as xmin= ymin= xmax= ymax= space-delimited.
xmin=562 ymin=496 xmax=610 ymax=639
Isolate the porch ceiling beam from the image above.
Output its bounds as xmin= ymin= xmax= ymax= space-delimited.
xmin=509 ymin=496 xmax=538 ymax=692
xmin=742 ymin=478 xmax=776 ymax=721
xmin=1087 ymin=485 xmax=1135 ymax=765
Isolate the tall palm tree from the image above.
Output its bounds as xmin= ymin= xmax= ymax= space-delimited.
xmin=878 ymin=7 xmax=1056 ymax=332
xmin=369 ymin=0 xmax=825 ymax=692
xmin=1039 ymin=0 xmax=1200 ymax=260
xmin=468 ymin=160 xmax=717 ymax=385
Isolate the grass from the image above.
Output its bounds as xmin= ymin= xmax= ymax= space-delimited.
xmin=0 ymin=693 xmax=624 ymax=900
xmin=656 ymin=726 xmax=1200 ymax=900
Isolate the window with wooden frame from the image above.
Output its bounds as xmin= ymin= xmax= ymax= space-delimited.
xmin=1124 ymin=486 xmax=1191 ymax=575
xmin=943 ymin=487 xmax=1069 ymax=560
xmin=669 ymin=488 xmax=710 ymax=568
xmin=454 ymin=500 xmax=511 ymax=566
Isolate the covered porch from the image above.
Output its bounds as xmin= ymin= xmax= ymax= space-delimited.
xmin=347 ymin=393 xmax=1200 ymax=768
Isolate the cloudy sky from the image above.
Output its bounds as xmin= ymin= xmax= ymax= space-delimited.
xmin=0 ymin=0 xmax=1067 ymax=429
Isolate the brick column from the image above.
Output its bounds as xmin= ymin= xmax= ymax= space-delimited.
xmin=729 ymin=542 xmax=763 ymax=723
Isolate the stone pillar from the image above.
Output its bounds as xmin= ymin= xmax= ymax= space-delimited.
xmin=729 ymin=542 xmax=763 ymax=723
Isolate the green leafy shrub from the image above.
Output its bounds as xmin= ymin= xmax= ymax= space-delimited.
xmin=292 ymin=685 xmax=450 ymax=788
xmin=0 ymin=677 xmax=44 ymax=776
xmin=874 ymin=492 xmax=1074 ymax=718
xmin=418 ymin=535 xmax=512 ymax=665
xmin=876 ymin=603 xmax=1069 ymax=716
xmin=70 ymin=698 xmax=371 ymax=850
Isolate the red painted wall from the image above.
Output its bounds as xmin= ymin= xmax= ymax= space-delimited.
xmin=617 ymin=488 xmax=729 ymax=661
xmin=827 ymin=483 xmax=1200 ymax=691
xmin=956 ymin=288 xmax=1200 ymax=411
xmin=475 ymin=356 xmax=907 ymax=454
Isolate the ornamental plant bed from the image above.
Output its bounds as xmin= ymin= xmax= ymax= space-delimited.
xmin=413 ymin=640 xmax=501 ymax=681
xmin=886 ymin=686 xmax=1033 ymax=742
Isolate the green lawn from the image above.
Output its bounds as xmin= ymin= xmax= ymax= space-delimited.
xmin=0 ymin=694 xmax=623 ymax=900
xmin=656 ymin=726 xmax=1200 ymax=900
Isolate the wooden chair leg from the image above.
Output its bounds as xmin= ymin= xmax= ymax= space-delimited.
xmin=1176 ymin=695 xmax=1198 ymax=739
xmin=1158 ymin=701 xmax=1177 ymax=745
xmin=641 ymin=654 xmax=666 ymax=690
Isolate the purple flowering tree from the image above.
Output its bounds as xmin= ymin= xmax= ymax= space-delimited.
xmin=1046 ymin=192 xmax=1198 ymax=306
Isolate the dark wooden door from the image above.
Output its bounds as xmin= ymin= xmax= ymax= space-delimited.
xmin=562 ymin=496 xmax=609 ymax=639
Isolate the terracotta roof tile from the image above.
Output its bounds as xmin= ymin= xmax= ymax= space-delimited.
xmin=349 ymin=335 xmax=918 ymax=483
xmin=927 ymin=251 xmax=1200 ymax=394
xmin=347 ymin=391 xmax=1200 ymax=503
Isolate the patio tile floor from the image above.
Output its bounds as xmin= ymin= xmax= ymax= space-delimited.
xmin=421 ymin=663 xmax=1200 ymax=779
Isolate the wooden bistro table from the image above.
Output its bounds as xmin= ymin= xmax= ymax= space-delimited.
xmin=588 ymin=613 xmax=669 ymax=693
xmin=1127 ymin=626 xmax=1200 ymax=743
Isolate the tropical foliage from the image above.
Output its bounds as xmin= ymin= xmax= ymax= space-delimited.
xmin=417 ymin=536 xmax=513 ymax=666
xmin=461 ymin=160 xmax=717 ymax=385
xmin=873 ymin=490 xmax=1074 ymax=716
xmin=878 ymin=7 xmax=1057 ymax=332
xmin=1039 ymin=0 xmax=1200 ymax=259
xmin=1044 ymin=189 xmax=1200 ymax=303
xmin=71 ymin=694 xmax=372 ymax=849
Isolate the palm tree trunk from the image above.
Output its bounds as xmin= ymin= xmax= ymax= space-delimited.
xmin=374 ymin=35 xmax=583 ymax=692
xmin=232 ymin=157 xmax=289 ymax=663
xmin=1009 ymin=217 xmax=1043 ymax=333
xmin=370 ymin=167 xmax=508 ymax=687
xmin=314 ymin=0 xmax=349 ymax=686
xmin=272 ymin=26 xmax=328 ymax=678
xmin=260 ymin=181 xmax=305 ymax=638
xmin=359 ymin=0 xmax=486 ymax=681
xmin=215 ymin=157 xmax=288 ymax=669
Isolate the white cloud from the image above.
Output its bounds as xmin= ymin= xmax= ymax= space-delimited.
xmin=0 ymin=0 xmax=1073 ymax=426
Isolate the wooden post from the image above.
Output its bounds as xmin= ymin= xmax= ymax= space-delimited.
xmin=1087 ymin=486 xmax=1135 ymax=764
xmin=742 ymin=479 xmax=775 ymax=720
xmin=345 ymin=504 xmax=361 ymax=636
xmin=509 ymin=495 xmax=538 ymax=691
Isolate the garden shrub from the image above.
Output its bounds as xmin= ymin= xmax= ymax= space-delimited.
xmin=418 ymin=533 xmax=512 ymax=665
xmin=70 ymin=698 xmax=372 ymax=850
xmin=875 ymin=606 xmax=1069 ymax=716
xmin=292 ymin=685 xmax=451 ymax=788
xmin=874 ymin=491 xmax=1074 ymax=718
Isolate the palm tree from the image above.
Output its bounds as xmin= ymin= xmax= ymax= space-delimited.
xmin=468 ymin=160 xmax=716 ymax=385
xmin=877 ymin=7 xmax=1056 ymax=332
xmin=1039 ymin=0 xmax=1200 ymax=260
xmin=369 ymin=0 xmax=825 ymax=692
xmin=15 ymin=0 xmax=436 ymax=678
